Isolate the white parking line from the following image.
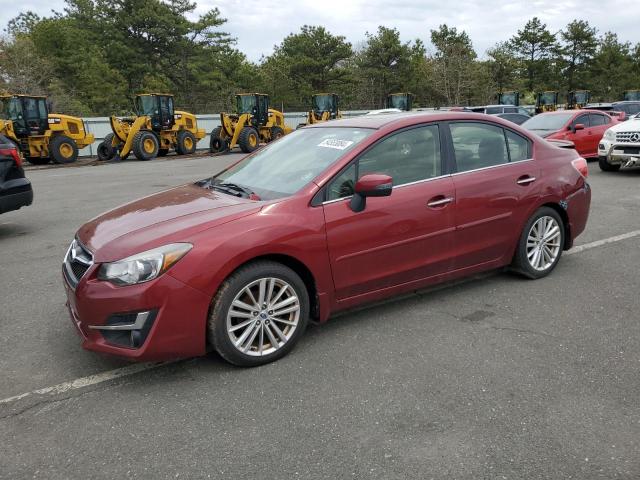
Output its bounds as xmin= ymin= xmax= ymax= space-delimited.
xmin=565 ymin=229 xmax=640 ymax=255
xmin=0 ymin=361 xmax=173 ymax=406
xmin=2 ymin=228 xmax=640 ymax=408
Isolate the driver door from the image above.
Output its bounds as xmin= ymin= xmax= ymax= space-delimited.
xmin=322 ymin=124 xmax=457 ymax=302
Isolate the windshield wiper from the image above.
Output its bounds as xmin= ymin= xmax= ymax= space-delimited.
xmin=216 ymin=182 xmax=261 ymax=200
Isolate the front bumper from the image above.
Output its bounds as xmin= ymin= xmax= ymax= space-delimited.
xmin=598 ymin=140 xmax=640 ymax=165
xmin=62 ymin=265 xmax=211 ymax=361
xmin=0 ymin=178 xmax=33 ymax=214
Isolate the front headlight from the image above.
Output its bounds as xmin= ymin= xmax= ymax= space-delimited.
xmin=604 ymin=129 xmax=615 ymax=141
xmin=98 ymin=243 xmax=192 ymax=286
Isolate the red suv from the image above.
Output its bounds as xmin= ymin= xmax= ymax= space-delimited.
xmin=62 ymin=113 xmax=591 ymax=366
xmin=521 ymin=109 xmax=617 ymax=158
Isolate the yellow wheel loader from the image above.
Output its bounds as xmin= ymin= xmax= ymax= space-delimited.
xmin=386 ymin=92 xmax=413 ymax=111
xmin=535 ymin=91 xmax=559 ymax=114
xmin=567 ymin=90 xmax=590 ymax=109
xmin=0 ymin=94 xmax=94 ymax=165
xmin=297 ymin=93 xmax=341 ymax=128
xmin=497 ymin=91 xmax=520 ymax=106
xmin=97 ymin=93 xmax=205 ymax=161
xmin=209 ymin=93 xmax=292 ymax=154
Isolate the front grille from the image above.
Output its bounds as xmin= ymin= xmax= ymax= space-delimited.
xmin=63 ymin=239 xmax=94 ymax=289
xmin=615 ymin=132 xmax=640 ymax=143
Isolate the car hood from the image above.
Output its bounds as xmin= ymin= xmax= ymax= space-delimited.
xmin=77 ymin=183 xmax=262 ymax=262
xmin=606 ymin=119 xmax=640 ymax=133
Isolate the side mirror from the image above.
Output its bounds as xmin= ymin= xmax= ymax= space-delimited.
xmin=349 ymin=174 xmax=393 ymax=212
xmin=572 ymin=123 xmax=585 ymax=132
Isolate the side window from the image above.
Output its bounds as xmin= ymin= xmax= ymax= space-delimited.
xmin=504 ymin=107 xmax=518 ymax=113
xmin=573 ymin=114 xmax=590 ymax=128
xmin=589 ymin=114 xmax=608 ymax=126
xmin=485 ymin=107 xmax=501 ymax=114
xmin=505 ymin=130 xmax=531 ymax=162
xmin=450 ymin=122 xmax=509 ymax=172
xmin=326 ymin=125 xmax=442 ymax=200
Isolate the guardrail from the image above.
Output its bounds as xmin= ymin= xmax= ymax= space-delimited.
xmin=80 ymin=111 xmax=370 ymax=156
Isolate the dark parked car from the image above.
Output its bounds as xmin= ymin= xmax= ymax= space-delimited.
xmin=63 ymin=113 xmax=591 ymax=367
xmin=0 ymin=134 xmax=33 ymax=215
xmin=494 ymin=113 xmax=531 ymax=125
xmin=585 ymin=101 xmax=640 ymax=118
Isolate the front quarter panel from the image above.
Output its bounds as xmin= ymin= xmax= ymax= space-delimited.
xmin=167 ymin=196 xmax=333 ymax=307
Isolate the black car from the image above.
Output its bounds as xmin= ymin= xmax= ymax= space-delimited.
xmin=585 ymin=101 xmax=640 ymax=118
xmin=0 ymin=134 xmax=33 ymax=214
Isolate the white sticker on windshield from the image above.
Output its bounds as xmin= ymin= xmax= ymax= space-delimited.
xmin=317 ymin=139 xmax=354 ymax=150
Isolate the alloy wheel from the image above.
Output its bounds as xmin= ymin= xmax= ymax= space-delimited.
xmin=226 ymin=277 xmax=300 ymax=356
xmin=526 ymin=216 xmax=562 ymax=271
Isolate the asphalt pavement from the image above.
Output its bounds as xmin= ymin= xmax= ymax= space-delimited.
xmin=1 ymin=155 xmax=639 ymax=479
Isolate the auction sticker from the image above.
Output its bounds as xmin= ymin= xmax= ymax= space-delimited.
xmin=317 ymin=138 xmax=354 ymax=150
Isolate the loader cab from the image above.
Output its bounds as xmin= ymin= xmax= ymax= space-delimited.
xmin=135 ymin=94 xmax=175 ymax=131
xmin=497 ymin=91 xmax=519 ymax=106
xmin=567 ymin=90 xmax=590 ymax=109
xmin=236 ymin=93 xmax=270 ymax=127
xmin=386 ymin=93 xmax=413 ymax=111
xmin=535 ymin=91 xmax=559 ymax=114
xmin=312 ymin=93 xmax=339 ymax=119
xmin=623 ymin=90 xmax=640 ymax=102
xmin=0 ymin=95 xmax=48 ymax=137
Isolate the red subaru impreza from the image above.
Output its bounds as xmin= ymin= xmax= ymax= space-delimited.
xmin=63 ymin=113 xmax=591 ymax=366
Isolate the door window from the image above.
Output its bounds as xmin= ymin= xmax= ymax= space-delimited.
xmin=572 ymin=114 xmax=590 ymax=128
xmin=326 ymin=125 xmax=441 ymax=200
xmin=505 ymin=130 xmax=531 ymax=162
xmin=589 ymin=113 xmax=609 ymax=126
xmin=450 ymin=122 xmax=510 ymax=172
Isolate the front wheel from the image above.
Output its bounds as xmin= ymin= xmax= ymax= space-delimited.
xmin=49 ymin=135 xmax=79 ymax=164
xmin=238 ymin=127 xmax=259 ymax=153
xmin=208 ymin=261 xmax=309 ymax=367
xmin=511 ymin=207 xmax=565 ymax=279
xmin=132 ymin=131 xmax=159 ymax=160
xmin=598 ymin=156 xmax=620 ymax=172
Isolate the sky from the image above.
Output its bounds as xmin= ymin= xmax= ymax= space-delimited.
xmin=3 ymin=0 xmax=640 ymax=61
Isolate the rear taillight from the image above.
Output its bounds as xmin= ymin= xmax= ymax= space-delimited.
xmin=572 ymin=157 xmax=588 ymax=178
xmin=0 ymin=147 xmax=22 ymax=168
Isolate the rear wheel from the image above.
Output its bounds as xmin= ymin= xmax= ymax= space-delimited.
xmin=132 ymin=131 xmax=159 ymax=160
xmin=208 ymin=261 xmax=309 ymax=367
xmin=176 ymin=130 xmax=197 ymax=155
xmin=238 ymin=127 xmax=259 ymax=153
xmin=97 ymin=133 xmax=116 ymax=161
xmin=598 ymin=156 xmax=620 ymax=172
xmin=270 ymin=126 xmax=284 ymax=142
xmin=49 ymin=135 xmax=79 ymax=164
xmin=511 ymin=207 xmax=564 ymax=279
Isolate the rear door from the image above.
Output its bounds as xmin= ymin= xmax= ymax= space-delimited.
xmin=447 ymin=121 xmax=541 ymax=270
xmin=588 ymin=113 xmax=612 ymax=154
xmin=322 ymin=123 xmax=457 ymax=301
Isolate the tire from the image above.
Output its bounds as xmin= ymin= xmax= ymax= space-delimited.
xmin=208 ymin=261 xmax=310 ymax=367
xmin=132 ymin=130 xmax=159 ymax=161
xmin=511 ymin=207 xmax=565 ymax=279
xmin=97 ymin=133 xmax=115 ymax=161
xmin=598 ymin=156 xmax=620 ymax=172
xmin=49 ymin=135 xmax=79 ymax=164
xmin=270 ymin=126 xmax=284 ymax=142
xmin=238 ymin=127 xmax=260 ymax=153
xmin=176 ymin=130 xmax=197 ymax=155
xmin=209 ymin=126 xmax=229 ymax=153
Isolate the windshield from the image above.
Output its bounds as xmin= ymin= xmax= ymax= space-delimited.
xmin=500 ymin=93 xmax=517 ymax=105
xmin=136 ymin=96 xmax=157 ymax=116
xmin=624 ymin=91 xmax=640 ymax=101
xmin=522 ymin=112 xmax=574 ymax=131
xmin=209 ymin=127 xmax=373 ymax=200
xmin=539 ymin=93 xmax=557 ymax=105
xmin=237 ymin=95 xmax=256 ymax=114
xmin=388 ymin=95 xmax=408 ymax=110
xmin=0 ymin=97 xmax=21 ymax=120
xmin=313 ymin=95 xmax=335 ymax=113
xmin=573 ymin=92 xmax=589 ymax=104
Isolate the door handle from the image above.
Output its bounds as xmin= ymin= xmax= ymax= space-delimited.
xmin=516 ymin=176 xmax=536 ymax=185
xmin=427 ymin=196 xmax=454 ymax=208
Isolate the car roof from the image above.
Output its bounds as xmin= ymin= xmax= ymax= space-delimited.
xmin=307 ymin=111 xmax=488 ymax=129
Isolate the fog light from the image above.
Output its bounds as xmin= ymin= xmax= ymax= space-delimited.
xmin=89 ymin=310 xmax=157 ymax=348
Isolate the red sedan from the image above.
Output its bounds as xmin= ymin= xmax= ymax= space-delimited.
xmin=521 ymin=109 xmax=618 ymax=158
xmin=62 ymin=113 xmax=591 ymax=366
